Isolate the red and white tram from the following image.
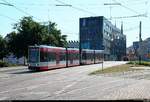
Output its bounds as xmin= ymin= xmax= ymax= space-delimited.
xmin=28 ymin=45 xmax=103 ymax=71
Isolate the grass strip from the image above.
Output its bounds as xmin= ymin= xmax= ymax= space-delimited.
xmin=89 ymin=64 xmax=143 ymax=75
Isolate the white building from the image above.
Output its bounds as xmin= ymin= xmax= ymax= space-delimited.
xmin=3 ymin=54 xmax=25 ymax=65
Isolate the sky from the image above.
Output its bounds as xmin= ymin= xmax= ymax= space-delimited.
xmin=0 ymin=0 xmax=150 ymax=47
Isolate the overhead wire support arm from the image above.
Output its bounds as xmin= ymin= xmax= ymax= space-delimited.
xmin=104 ymin=3 xmax=121 ymax=5
xmin=55 ymin=0 xmax=97 ymax=15
xmin=55 ymin=4 xmax=72 ymax=7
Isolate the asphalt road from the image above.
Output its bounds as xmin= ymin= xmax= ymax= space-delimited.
xmin=1 ymin=61 xmax=150 ymax=100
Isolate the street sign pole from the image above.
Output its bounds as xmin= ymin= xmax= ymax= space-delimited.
xmin=102 ymin=50 xmax=104 ymax=71
xmin=101 ymin=46 xmax=105 ymax=71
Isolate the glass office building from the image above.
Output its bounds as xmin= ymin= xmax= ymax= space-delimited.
xmin=79 ymin=16 xmax=126 ymax=60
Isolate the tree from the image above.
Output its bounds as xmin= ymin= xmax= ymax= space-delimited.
xmin=5 ymin=16 xmax=67 ymax=65
xmin=0 ymin=35 xmax=8 ymax=60
xmin=5 ymin=31 xmax=21 ymax=58
xmin=43 ymin=21 xmax=67 ymax=47
xmin=13 ymin=16 xmax=47 ymax=58
xmin=8 ymin=16 xmax=67 ymax=57
xmin=60 ymin=35 xmax=67 ymax=47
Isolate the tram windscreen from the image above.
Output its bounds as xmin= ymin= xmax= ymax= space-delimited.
xmin=28 ymin=47 xmax=39 ymax=63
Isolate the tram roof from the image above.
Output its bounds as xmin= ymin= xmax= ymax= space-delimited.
xmin=29 ymin=45 xmax=65 ymax=49
xmin=29 ymin=45 xmax=105 ymax=53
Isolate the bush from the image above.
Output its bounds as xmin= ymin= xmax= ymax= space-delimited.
xmin=139 ymin=61 xmax=150 ymax=66
xmin=127 ymin=61 xmax=134 ymax=64
xmin=127 ymin=61 xmax=150 ymax=66
xmin=0 ymin=61 xmax=9 ymax=67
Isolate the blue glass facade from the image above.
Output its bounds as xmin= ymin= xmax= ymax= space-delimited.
xmin=79 ymin=16 xmax=126 ymax=60
xmin=79 ymin=16 xmax=103 ymax=50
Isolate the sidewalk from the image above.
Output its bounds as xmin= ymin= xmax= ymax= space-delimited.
xmin=0 ymin=66 xmax=27 ymax=72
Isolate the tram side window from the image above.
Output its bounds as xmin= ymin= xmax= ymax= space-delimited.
xmin=74 ymin=53 xmax=78 ymax=60
xmin=40 ymin=51 xmax=48 ymax=62
xmin=86 ymin=53 xmax=89 ymax=60
xmin=87 ymin=52 xmax=93 ymax=61
xmin=92 ymin=53 xmax=94 ymax=61
xmin=60 ymin=51 xmax=66 ymax=61
xmin=75 ymin=53 xmax=79 ymax=60
xmin=70 ymin=53 xmax=74 ymax=60
xmin=96 ymin=54 xmax=99 ymax=60
xmin=48 ymin=52 xmax=56 ymax=61
xmin=82 ymin=52 xmax=86 ymax=60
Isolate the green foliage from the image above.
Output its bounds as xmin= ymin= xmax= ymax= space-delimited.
xmin=0 ymin=61 xmax=9 ymax=67
xmin=0 ymin=61 xmax=19 ymax=67
xmin=12 ymin=17 xmax=45 ymax=58
xmin=5 ymin=32 xmax=19 ymax=57
xmin=42 ymin=21 xmax=67 ymax=47
xmin=5 ymin=16 xmax=67 ymax=59
xmin=0 ymin=35 xmax=8 ymax=59
xmin=127 ymin=61 xmax=150 ymax=66
xmin=89 ymin=64 xmax=142 ymax=75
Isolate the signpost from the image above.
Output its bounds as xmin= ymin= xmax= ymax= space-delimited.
xmin=101 ymin=45 xmax=105 ymax=71
xmin=102 ymin=53 xmax=104 ymax=71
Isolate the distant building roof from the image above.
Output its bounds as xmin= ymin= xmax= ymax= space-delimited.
xmin=67 ymin=40 xmax=79 ymax=48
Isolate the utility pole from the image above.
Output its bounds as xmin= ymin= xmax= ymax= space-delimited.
xmin=139 ymin=21 xmax=142 ymax=64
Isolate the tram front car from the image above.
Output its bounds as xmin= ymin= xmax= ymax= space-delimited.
xmin=28 ymin=46 xmax=41 ymax=71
